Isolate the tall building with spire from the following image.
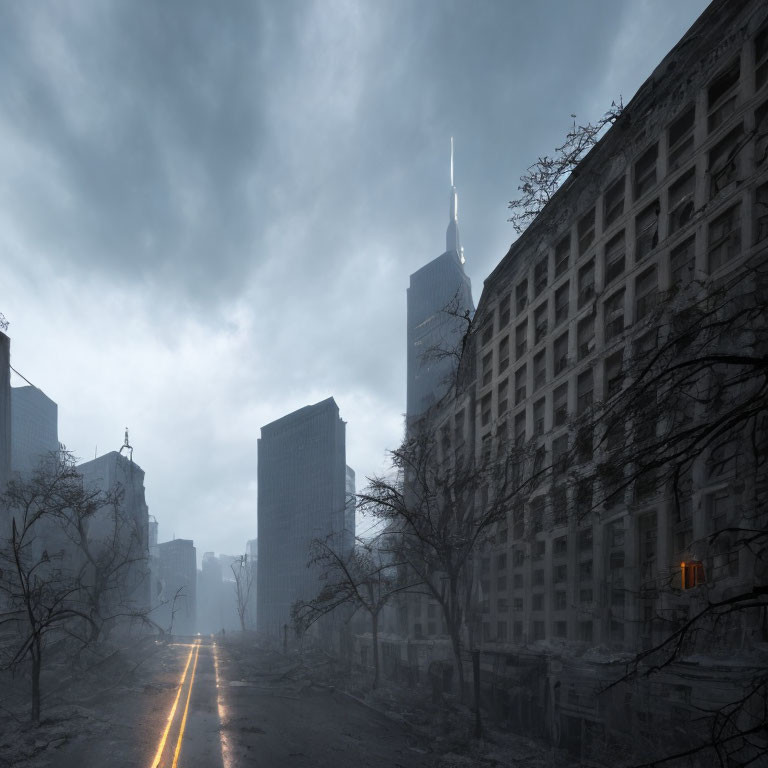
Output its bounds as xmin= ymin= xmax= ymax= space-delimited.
xmin=406 ymin=139 xmax=474 ymax=419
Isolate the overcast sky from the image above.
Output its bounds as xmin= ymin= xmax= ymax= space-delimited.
xmin=0 ymin=0 xmax=710 ymax=562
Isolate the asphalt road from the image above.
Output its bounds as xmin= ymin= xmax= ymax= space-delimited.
xmin=52 ymin=636 xmax=435 ymax=768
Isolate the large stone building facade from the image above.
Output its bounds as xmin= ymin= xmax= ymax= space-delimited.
xmin=375 ymin=1 xmax=768 ymax=762
xmin=468 ymin=0 xmax=767 ymax=655
xmin=256 ymin=397 xmax=347 ymax=638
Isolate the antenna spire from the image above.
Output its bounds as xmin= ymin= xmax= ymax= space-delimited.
xmin=446 ymin=137 xmax=463 ymax=262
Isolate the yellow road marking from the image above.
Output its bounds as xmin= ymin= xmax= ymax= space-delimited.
xmin=171 ymin=642 xmax=201 ymax=768
xmin=149 ymin=642 xmax=196 ymax=768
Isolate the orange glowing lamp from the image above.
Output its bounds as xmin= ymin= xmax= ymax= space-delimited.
xmin=681 ymin=560 xmax=704 ymax=589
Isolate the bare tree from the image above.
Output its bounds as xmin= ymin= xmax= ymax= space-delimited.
xmin=52 ymin=461 xmax=150 ymax=642
xmin=231 ymin=554 xmax=254 ymax=632
xmin=292 ymin=533 xmax=416 ymax=689
xmin=567 ymin=253 xmax=768 ymax=766
xmin=507 ymin=99 xmax=623 ymax=235
xmin=358 ymin=419 xmax=547 ymax=700
xmin=0 ymin=456 xmax=97 ymax=724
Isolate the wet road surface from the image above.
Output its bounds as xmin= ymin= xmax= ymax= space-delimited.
xmin=53 ymin=636 xmax=434 ymax=768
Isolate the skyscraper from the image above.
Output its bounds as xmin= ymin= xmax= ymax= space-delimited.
xmin=344 ymin=465 xmax=356 ymax=556
xmin=77 ymin=450 xmax=151 ymax=620
xmin=407 ymin=139 xmax=474 ymax=420
xmin=157 ymin=538 xmax=197 ymax=635
xmin=0 ymin=332 xmax=10 ymax=497
xmin=10 ymin=385 xmax=58 ymax=476
xmin=256 ymin=397 xmax=347 ymax=637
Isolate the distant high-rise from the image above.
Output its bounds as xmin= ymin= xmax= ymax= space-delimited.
xmin=11 ymin=385 xmax=58 ymax=476
xmin=407 ymin=139 xmax=474 ymax=419
xmin=344 ymin=465 xmax=356 ymax=556
xmin=257 ymin=397 xmax=346 ymax=637
xmin=0 ymin=332 xmax=10 ymax=496
xmin=77 ymin=450 xmax=152 ymax=621
xmin=157 ymin=538 xmax=197 ymax=636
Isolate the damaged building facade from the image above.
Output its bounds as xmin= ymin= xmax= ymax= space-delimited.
xmin=362 ymin=0 xmax=768 ymax=763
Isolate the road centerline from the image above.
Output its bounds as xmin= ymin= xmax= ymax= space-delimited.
xmin=149 ymin=642 xmax=197 ymax=768
xmin=171 ymin=641 xmax=201 ymax=768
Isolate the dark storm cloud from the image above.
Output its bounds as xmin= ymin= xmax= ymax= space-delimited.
xmin=0 ymin=0 xmax=710 ymax=557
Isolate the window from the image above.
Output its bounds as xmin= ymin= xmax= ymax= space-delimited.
xmin=756 ymin=100 xmax=768 ymax=168
xmin=579 ymin=526 xmax=593 ymax=552
xmin=513 ymin=504 xmax=524 ymax=539
xmin=532 ymin=539 xmax=545 ymax=561
xmin=514 ymin=410 xmax=526 ymax=447
xmin=552 ymin=434 xmax=568 ymax=477
xmin=604 ymin=289 xmax=625 ymax=342
xmin=497 ymin=379 xmax=509 ymax=418
xmin=554 ymin=591 xmax=567 ymax=610
xmin=553 ymin=383 xmax=568 ymax=427
xmin=671 ymin=236 xmax=695 ymax=286
xmin=668 ymin=107 xmax=695 ymax=172
xmin=534 ymin=257 xmax=549 ymax=297
xmin=707 ymin=489 xmax=730 ymax=533
xmin=553 ymin=563 xmax=567 ymax=584
xmin=708 ymin=203 xmax=741 ymax=273
xmin=499 ymin=295 xmax=511 ymax=328
xmin=454 ymin=410 xmax=464 ymax=443
xmin=635 ymin=267 xmax=658 ymax=322
xmin=575 ymin=478 xmax=593 ymax=518
xmin=497 ymin=621 xmax=508 ymax=640
xmin=482 ymin=351 xmax=493 ymax=387
xmin=604 ymin=350 xmax=624 ymax=399
xmin=635 ymin=200 xmax=659 ymax=261
xmin=553 ymin=282 xmax=569 ymax=327
xmin=578 ymin=259 xmax=595 ymax=308
xmin=756 ymin=183 xmax=768 ymax=243
xmin=515 ymin=365 xmax=527 ymax=405
xmin=532 ymin=593 xmax=544 ymax=610
xmin=708 ymin=58 xmax=739 ymax=133
xmin=578 ymin=621 xmax=593 ymax=642
xmin=668 ymin=167 xmax=695 ymax=234
xmin=533 ymin=621 xmax=545 ymax=640
xmin=533 ymin=397 xmax=545 ymax=435
xmin=516 ymin=279 xmax=528 ymax=314
xmin=533 ymin=350 xmax=546 ymax=390
xmin=709 ymin=125 xmax=743 ymax=198
xmin=481 ymin=321 xmax=494 ymax=347
xmin=577 ymin=315 xmax=595 ymax=360
xmin=604 ymin=231 xmax=625 ymax=285
xmin=513 ymin=598 xmax=523 ymax=612
xmin=579 ymin=588 xmax=593 ymax=603
xmin=639 ymin=512 xmax=658 ymax=583
xmin=533 ymin=302 xmax=548 ymax=345
xmin=578 ymin=208 xmax=596 ymax=255
xmin=498 ymin=335 xmax=510 ymax=373
xmin=552 ymin=485 xmax=567 ymax=527
xmin=497 ymin=553 xmax=507 ymax=570
xmin=579 ymin=560 xmax=593 ymax=581
xmin=531 ymin=496 xmax=545 ymax=534
xmin=512 ymin=573 xmax=524 ymax=590
xmin=555 ymin=235 xmax=570 ymax=277
xmin=481 ymin=393 xmax=492 ymax=427
xmin=575 ymin=422 xmax=593 ymax=463
xmin=577 ymin=369 xmax=593 ymax=414
xmin=757 ymin=24 xmax=768 ymax=91
xmin=554 ymin=332 xmax=569 ymax=375
xmin=634 ymin=144 xmax=658 ymax=200
xmin=513 ymin=548 xmax=525 ymax=568
xmin=604 ymin=176 xmax=625 ymax=228
xmin=515 ymin=320 xmax=528 ymax=360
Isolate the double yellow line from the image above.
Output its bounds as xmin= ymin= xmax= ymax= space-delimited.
xmin=150 ymin=641 xmax=201 ymax=768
